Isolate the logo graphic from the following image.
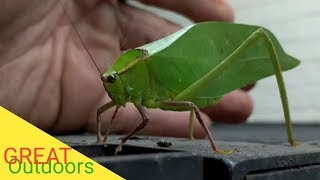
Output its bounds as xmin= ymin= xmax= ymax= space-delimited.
xmin=0 ymin=106 xmax=124 ymax=179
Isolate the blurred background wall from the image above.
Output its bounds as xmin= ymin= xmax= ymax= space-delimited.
xmin=129 ymin=0 xmax=319 ymax=123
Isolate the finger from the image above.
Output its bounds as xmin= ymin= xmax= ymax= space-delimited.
xmin=138 ymin=0 xmax=234 ymax=22
xmin=242 ymin=83 xmax=256 ymax=91
xmin=118 ymin=3 xmax=180 ymax=49
xmin=93 ymin=103 xmax=212 ymax=139
xmin=202 ymin=89 xmax=253 ymax=124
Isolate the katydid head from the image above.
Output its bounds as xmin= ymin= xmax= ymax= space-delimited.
xmin=101 ymin=71 xmax=126 ymax=105
xmin=100 ymin=49 xmax=148 ymax=105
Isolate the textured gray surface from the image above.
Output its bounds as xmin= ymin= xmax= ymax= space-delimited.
xmin=56 ymin=129 xmax=320 ymax=180
xmin=57 ymin=134 xmax=320 ymax=158
xmin=211 ymin=123 xmax=320 ymax=144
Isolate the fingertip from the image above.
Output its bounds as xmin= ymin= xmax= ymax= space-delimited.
xmin=118 ymin=4 xmax=181 ymax=49
xmin=242 ymin=84 xmax=256 ymax=91
xmin=202 ymin=90 xmax=254 ymax=124
xmin=187 ymin=0 xmax=235 ymax=22
xmin=138 ymin=0 xmax=235 ymax=22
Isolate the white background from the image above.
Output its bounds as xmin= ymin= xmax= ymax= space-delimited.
xmin=129 ymin=0 xmax=320 ymax=123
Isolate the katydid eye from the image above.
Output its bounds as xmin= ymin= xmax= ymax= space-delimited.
xmin=107 ymin=74 xmax=116 ymax=83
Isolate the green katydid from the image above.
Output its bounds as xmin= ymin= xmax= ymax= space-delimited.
xmin=97 ymin=22 xmax=300 ymax=154
xmin=60 ymin=3 xmax=300 ymax=154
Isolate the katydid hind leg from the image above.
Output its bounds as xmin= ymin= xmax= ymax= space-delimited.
xmin=115 ymin=105 xmax=150 ymax=154
xmin=249 ymin=29 xmax=297 ymax=146
xmin=214 ymin=29 xmax=297 ymax=145
xmin=97 ymin=101 xmax=116 ymax=143
xmin=228 ymin=29 xmax=298 ymax=145
xmin=217 ymin=29 xmax=297 ymax=145
xmin=174 ymin=28 xmax=297 ymax=146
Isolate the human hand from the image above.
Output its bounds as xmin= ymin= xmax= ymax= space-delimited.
xmin=0 ymin=0 xmax=252 ymax=138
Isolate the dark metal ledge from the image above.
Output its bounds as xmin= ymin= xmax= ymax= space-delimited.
xmin=56 ymin=123 xmax=320 ymax=180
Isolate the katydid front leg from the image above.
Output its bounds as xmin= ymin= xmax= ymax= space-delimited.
xmin=97 ymin=101 xmax=116 ymax=142
xmin=104 ymin=106 xmax=121 ymax=142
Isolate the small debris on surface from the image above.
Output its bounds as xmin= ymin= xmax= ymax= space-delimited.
xmin=81 ymin=139 xmax=88 ymax=144
xmin=234 ymin=148 xmax=240 ymax=152
xmin=157 ymin=140 xmax=173 ymax=147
